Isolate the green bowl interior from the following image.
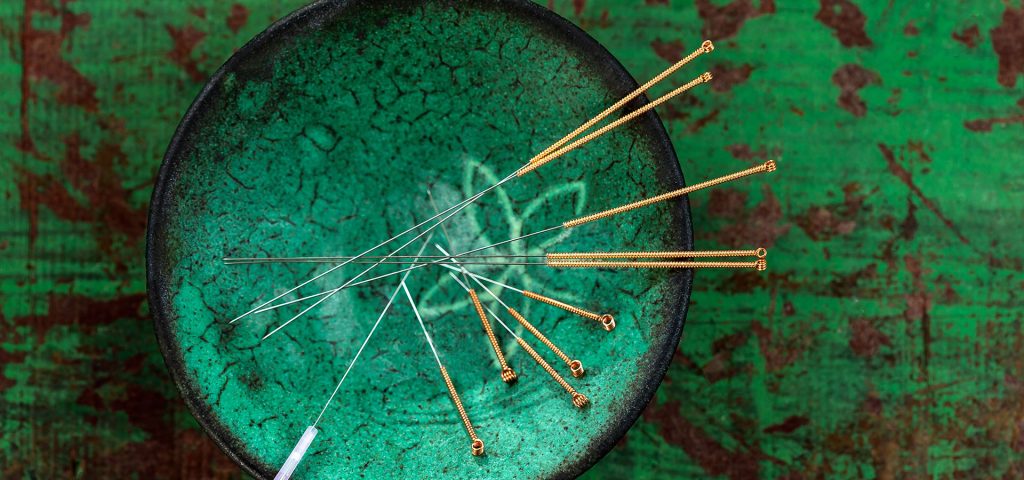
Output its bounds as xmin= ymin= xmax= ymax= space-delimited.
xmin=149 ymin=1 xmax=692 ymax=478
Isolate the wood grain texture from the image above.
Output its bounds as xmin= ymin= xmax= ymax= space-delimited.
xmin=1 ymin=0 xmax=1023 ymax=478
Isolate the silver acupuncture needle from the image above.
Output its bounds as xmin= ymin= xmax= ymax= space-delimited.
xmin=312 ymin=233 xmax=435 ymax=427
xmin=232 ymin=170 xmax=516 ymax=326
xmin=273 ymin=233 xmax=434 ymax=480
xmin=260 ymin=203 xmax=540 ymax=337
xmin=448 ymin=273 xmax=520 ymax=340
xmin=246 ymin=227 xmax=559 ymax=316
xmin=427 ymin=189 xmax=473 ymax=289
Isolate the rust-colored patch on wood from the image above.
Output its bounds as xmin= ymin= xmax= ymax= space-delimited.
xmin=227 ymin=3 xmax=250 ymax=34
xmin=952 ymin=24 xmax=980 ymax=48
xmin=695 ymin=0 xmax=775 ymax=41
xmin=643 ymin=400 xmax=761 ymax=479
xmin=964 ymin=115 xmax=1024 ymax=132
xmin=849 ymin=318 xmax=892 ymax=357
xmin=708 ymin=184 xmax=790 ymax=248
xmin=650 ymin=38 xmax=683 ymax=63
xmin=709 ymin=63 xmax=753 ymax=92
xmin=18 ymin=0 xmax=96 ymax=153
xmin=165 ymin=24 xmax=208 ymax=82
xmin=573 ymin=0 xmax=586 ymax=16
xmin=815 ymin=0 xmax=872 ymax=47
xmin=832 ymin=64 xmax=880 ymax=117
xmin=13 ymin=293 xmax=145 ymax=341
xmin=991 ymin=6 xmax=1024 ymax=87
xmin=878 ymin=143 xmax=969 ymax=246
xmin=763 ymin=415 xmax=809 ymax=434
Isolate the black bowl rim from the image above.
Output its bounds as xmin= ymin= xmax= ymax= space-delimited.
xmin=146 ymin=0 xmax=694 ymax=478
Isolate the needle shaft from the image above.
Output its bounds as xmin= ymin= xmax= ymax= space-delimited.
xmin=311 ymin=235 xmax=432 ymax=427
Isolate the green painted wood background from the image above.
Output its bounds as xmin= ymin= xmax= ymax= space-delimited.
xmin=2 ymin=0 xmax=1023 ymax=478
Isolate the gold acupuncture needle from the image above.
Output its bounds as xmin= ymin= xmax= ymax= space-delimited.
xmin=439 ymin=245 xmax=585 ymax=378
xmin=434 ymin=262 xmax=615 ymax=332
xmin=448 ymin=273 xmax=590 ymax=409
xmin=519 ymin=72 xmax=712 ymax=176
xmin=469 ymin=287 xmax=519 ymax=384
xmin=403 ymin=275 xmax=485 ymax=456
xmin=546 ymin=249 xmax=766 ymax=259
xmin=562 ymin=160 xmax=775 ymax=228
xmin=237 ymin=246 xmax=767 ymax=315
xmin=529 ymin=40 xmax=714 ymax=164
xmin=547 ymin=259 xmax=767 ymax=270
xmin=272 ymin=238 xmax=432 ymax=480
xmin=232 ymin=67 xmax=715 ymax=332
xmin=429 ymin=190 xmax=517 ymax=384
xmin=314 ymin=248 xmax=767 ymax=264
xmin=225 ymin=161 xmax=776 ymax=265
xmin=281 ymin=249 xmax=768 ymax=267
xmin=226 ymin=249 xmax=764 ymax=262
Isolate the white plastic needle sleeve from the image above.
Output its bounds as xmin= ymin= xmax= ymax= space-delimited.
xmin=274 ymin=425 xmax=318 ymax=480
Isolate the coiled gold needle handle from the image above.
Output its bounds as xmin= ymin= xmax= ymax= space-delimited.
xmin=403 ymin=281 xmax=484 ymax=456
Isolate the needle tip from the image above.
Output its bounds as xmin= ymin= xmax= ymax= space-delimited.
xmin=701 ymin=40 xmax=714 ymax=53
xmin=764 ymin=159 xmax=777 ymax=172
xmin=701 ymin=71 xmax=713 ymax=83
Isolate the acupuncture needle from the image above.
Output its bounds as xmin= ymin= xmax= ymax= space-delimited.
xmin=433 ymin=262 xmax=613 ymax=331
xmin=246 ymin=246 xmax=766 ymax=327
xmin=431 ymin=190 xmax=517 ymax=384
xmin=229 ymin=43 xmax=716 ymax=331
xmin=281 ymin=248 xmax=769 ymax=264
xmin=439 ymin=245 xmax=585 ymax=377
xmin=241 ymin=251 xmax=767 ymax=324
xmin=403 ymin=271 xmax=486 ymax=456
xmin=271 ymin=233 xmax=436 ymax=480
xmin=245 ymin=247 xmax=767 ymax=317
xmin=528 ymin=40 xmax=714 ymax=164
xmin=225 ymin=161 xmax=775 ymax=266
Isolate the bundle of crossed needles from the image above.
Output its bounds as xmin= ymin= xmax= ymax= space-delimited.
xmin=223 ymin=39 xmax=777 ymax=479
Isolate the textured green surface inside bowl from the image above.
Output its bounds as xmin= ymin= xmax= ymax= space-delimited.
xmin=152 ymin=1 xmax=690 ymax=478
